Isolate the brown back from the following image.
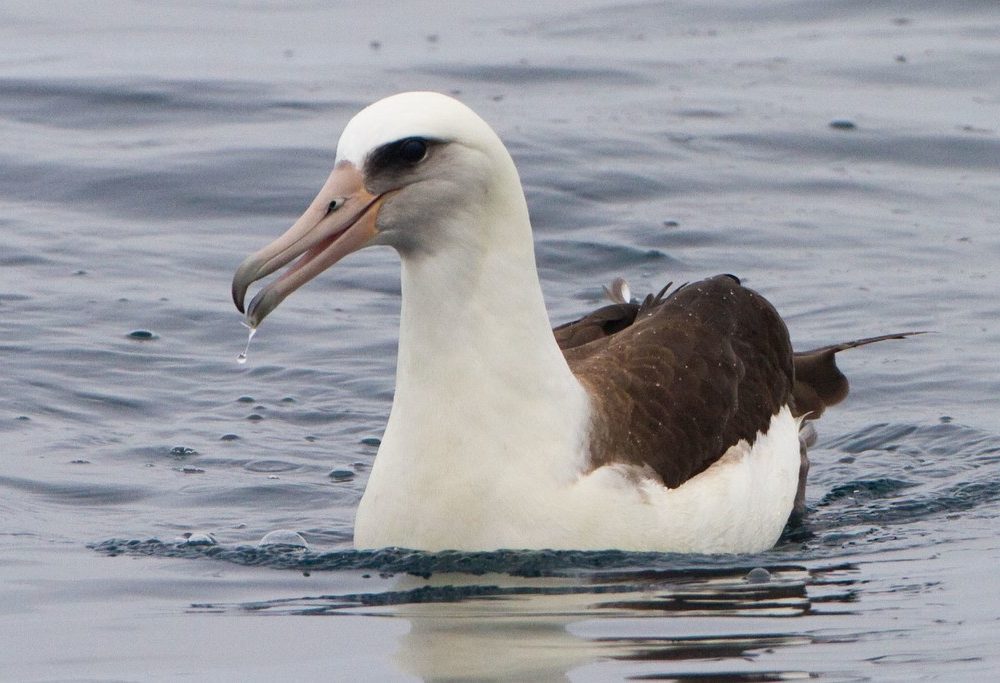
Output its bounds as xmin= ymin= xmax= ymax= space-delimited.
xmin=560 ymin=275 xmax=795 ymax=488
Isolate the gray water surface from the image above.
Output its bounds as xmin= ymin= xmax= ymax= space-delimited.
xmin=2 ymin=2 xmax=999 ymax=681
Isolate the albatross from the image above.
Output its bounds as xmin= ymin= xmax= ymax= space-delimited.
xmin=232 ymin=91 xmax=914 ymax=553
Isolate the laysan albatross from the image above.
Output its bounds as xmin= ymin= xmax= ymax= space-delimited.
xmin=232 ymin=92 xmax=913 ymax=554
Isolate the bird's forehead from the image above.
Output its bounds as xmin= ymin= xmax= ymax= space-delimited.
xmin=335 ymin=91 xmax=493 ymax=166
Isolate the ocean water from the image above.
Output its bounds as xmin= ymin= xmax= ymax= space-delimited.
xmin=2 ymin=1 xmax=999 ymax=680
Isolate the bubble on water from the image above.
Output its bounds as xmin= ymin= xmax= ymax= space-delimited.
xmin=328 ymin=468 xmax=355 ymax=481
xmin=177 ymin=532 xmax=217 ymax=546
xmin=237 ymin=323 xmax=257 ymax=364
xmin=127 ymin=329 xmax=157 ymax=340
xmin=745 ymin=567 xmax=772 ymax=584
xmin=258 ymin=529 xmax=308 ymax=549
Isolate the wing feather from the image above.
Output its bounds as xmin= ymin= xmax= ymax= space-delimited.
xmin=555 ymin=276 xmax=920 ymax=488
xmin=563 ymin=275 xmax=793 ymax=488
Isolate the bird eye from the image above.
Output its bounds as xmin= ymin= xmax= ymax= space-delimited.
xmin=366 ymin=137 xmax=436 ymax=178
xmin=326 ymin=198 xmax=344 ymax=215
xmin=397 ymin=137 xmax=428 ymax=164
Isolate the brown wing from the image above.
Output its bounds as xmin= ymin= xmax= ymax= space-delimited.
xmin=553 ymin=302 xmax=638 ymax=349
xmin=553 ymin=280 xmax=672 ymax=350
xmin=562 ymin=275 xmax=794 ymax=488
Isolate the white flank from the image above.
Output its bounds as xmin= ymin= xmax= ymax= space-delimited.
xmin=357 ymin=403 xmax=800 ymax=554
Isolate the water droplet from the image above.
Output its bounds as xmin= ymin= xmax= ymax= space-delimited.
xmin=328 ymin=468 xmax=355 ymax=481
xmin=746 ymin=567 xmax=772 ymax=584
xmin=127 ymin=329 xmax=157 ymax=340
xmin=237 ymin=323 xmax=257 ymax=364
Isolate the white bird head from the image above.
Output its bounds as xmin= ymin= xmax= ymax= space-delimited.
xmin=232 ymin=91 xmax=527 ymax=327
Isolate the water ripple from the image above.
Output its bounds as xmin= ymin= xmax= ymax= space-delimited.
xmin=718 ymin=131 xmax=1000 ymax=170
xmin=90 ymin=538 xmax=802 ymax=576
xmin=0 ymin=78 xmax=352 ymax=130
xmin=0 ymin=476 xmax=150 ymax=505
xmin=413 ymin=64 xmax=652 ymax=86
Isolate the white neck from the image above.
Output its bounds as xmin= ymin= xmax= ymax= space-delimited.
xmin=354 ymin=180 xmax=592 ymax=548
xmin=392 ymin=194 xmax=590 ymax=478
xmin=398 ymin=225 xmax=575 ymax=411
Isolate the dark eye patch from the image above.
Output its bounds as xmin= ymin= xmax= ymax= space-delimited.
xmin=366 ymin=136 xmax=437 ymax=178
xmin=397 ymin=138 xmax=427 ymax=163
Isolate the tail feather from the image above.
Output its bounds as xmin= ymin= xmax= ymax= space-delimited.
xmin=792 ymin=331 xmax=926 ymax=419
xmin=602 ymin=277 xmax=633 ymax=305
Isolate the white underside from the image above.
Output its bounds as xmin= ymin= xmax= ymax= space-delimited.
xmin=354 ymin=405 xmax=801 ymax=554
